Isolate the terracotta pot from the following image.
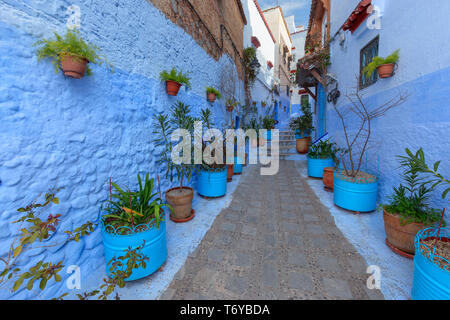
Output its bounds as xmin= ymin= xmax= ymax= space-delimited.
xmin=262 ymin=103 xmax=266 ymax=108
xmin=226 ymin=105 xmax=234 ymax=112
xmin=166 ymin=80 xmax=182 ymax=96
xmin=60 ymin=54 xmax=88 ymax=79
xmin=377 ymin=64 xmax=395 ymax=78
xmin=323 ymin=167 xmax=335 ymax=190
xmin=207 ymin=93 xmax=216 ymax=103
xmin=383 ymin=208 xmax=424 ymax=255
xmin=296 ymin=137 xmax=309 ymax=154
xmin=227 ymin=165 xmax=233 ymax=182
xmin=165 ymin=187 xmax=194 ymax=220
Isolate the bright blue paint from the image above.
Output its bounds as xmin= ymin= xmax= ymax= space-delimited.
xmin=274 ymin=101 xmax=279 ymax=122
xmin=196 ymin=168 xmax=227 ymax=198
xmin=295 ymin=129 xmax=310 ymax=140
xmin=233 ymin=157 xmax=243 ymax=174
xmin=307 ymin=157 xmax=335 ymax=178
xmin=101 ymin=214 xmax=168 ymax=282
xmin=266 ymin=130 xmax=272 ymax=141
xmin=333 ymin=173 xmax=379 ymax=212
xmin=0 ymin=0 xmax=245 ymax=299
xmin=317 ymin=84 xmax=326 ymax=137
xmin=412 ymin=227 xmax=450 ymax=300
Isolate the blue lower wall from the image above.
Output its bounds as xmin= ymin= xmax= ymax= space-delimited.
xmin=0 ymin=1 xmax=244 ymax=299
xmin=326 ymin=66 xmax=450 ymax=218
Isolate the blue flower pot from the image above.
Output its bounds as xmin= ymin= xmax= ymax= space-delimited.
xmin=101 ymin=212 xmax=168 ymax=281
xmin=197 ymin=167 xmax=227 ymax=198
xmin=333 ymin=172 xmax=378 ymax=212
xmin=412 ymin=227 xmax=450 ymax=300
xmin=266 ymin=130 xmax=272 ymax=141
xmin=307 ymin=157 xmax=335 ymax=178
xmin=233 ymin=157 xmax=243 ymax=174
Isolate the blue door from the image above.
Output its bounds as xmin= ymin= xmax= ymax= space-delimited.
xmin=317 ymin=84 xmax=326 ymax=137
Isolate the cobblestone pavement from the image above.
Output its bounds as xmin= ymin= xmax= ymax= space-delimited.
xmin=160 ymin=161 xmax=384 ymax=300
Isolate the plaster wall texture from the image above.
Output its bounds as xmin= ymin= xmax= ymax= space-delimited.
xmin=0 ymin=0 xmax=245 ymax=299
xmin=326 ymin=0 xmax=450 ymax=217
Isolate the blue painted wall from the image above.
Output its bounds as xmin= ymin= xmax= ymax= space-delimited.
xmin=326 ymin=0 xmax=450 ymax=217
xmin=0 ymin=0 xmax=244 ymax=299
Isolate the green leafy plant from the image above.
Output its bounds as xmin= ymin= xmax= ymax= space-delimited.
xmin=398 ymin=148 xmax=450 ymax=200
xmin=243 ymin=47 xmax=260 ymax=96
xmin=308 ymin=139 xmax=346 ymax=165
xmin=290 ymin=101 xmax=314 ymax=136
xmin=383 ymin=149 xmax=442 ymax=225
xmin=153 ymin=101 xmax=197 ymax=191
xmin=262 ymin=115 xmax=276 ymax=130
xmin=34 ymin=29 xmax=111 ymax=76
xmin=159 ymin=68 xmax=191 ymax=89
xmin=102 ymin=174 xmax=169 ymax=233
xmin=206 ymin=87 xmax=222 ymax=99
xmin=198 ymin=108 xmax=227 ymax=172
xmin=363 ymin=49 xmax=400 ymax=77
xmin=0 ymin=189 xmax=95 ymax=297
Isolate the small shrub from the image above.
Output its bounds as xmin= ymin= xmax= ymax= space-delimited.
xmin=206 ymin=87 xmax=222 ymax=99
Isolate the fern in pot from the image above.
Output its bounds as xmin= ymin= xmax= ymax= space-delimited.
xmin=35 ymin=29 xmax=111 ymax=79
xmin=159 ymin=68 xmax=191 ymax=96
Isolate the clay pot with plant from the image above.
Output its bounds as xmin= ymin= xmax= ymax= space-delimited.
xmin=226 ymin=99 xmax=238 ymax=112
xmin=160 ymin=68 xmax=191 ymax=96
xmin=290 ymin=101 xmax=314 ymax=154
xmin=206 ymin=87 xmax=221 ymax=103
xmin=381 ymin=148 xmax=447 ymax=258
xmin=363 ymin=49 xmax=400 ymax=79
xmin=153 ymin=101 xmax=196 ymax=222
xmin=35 ymin=28 xmax=112 ymax=79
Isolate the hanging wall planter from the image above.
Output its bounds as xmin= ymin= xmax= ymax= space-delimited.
xmin=363 ymin=50 xmax=400 ymax=79
xmin=101 ymin=174 xmax=168 ymax=281
xmin=412 ymin=227 xmax=450 ymax=300
xmin=333 ymin=170 xmax=378 ymax=212
xmin=206 ymin=87 xmax=221 ymax=103
xmin=160 ymin=68 xmax=191 ymax=96
xmin=35 ymin=29 xmax=111 ymax=79
xmin=377 ymin=64 xmax=396 ymax=78
xmin=197 ymin=167 xmax=227 ymax=198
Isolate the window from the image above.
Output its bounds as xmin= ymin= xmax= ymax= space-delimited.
xmin=360 ymin=36 xmax=379 ymax=89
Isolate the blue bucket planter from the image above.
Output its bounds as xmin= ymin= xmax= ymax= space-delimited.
xmin=307 ymin=157 xmax=335 ymax=178
xmin=101 ymin=212 xmax=168 ymax=281
xmin=233 ymin=157 xmax=243 ymax=174
xmin=333 ymin=171 xmax=378 ymax=212
xmin=266 ymin=130 xmax=272 ymax=141
xmin=412 ymin=227 xmax=450 ymax=300
xmin=197 ymin=167 xmax=227 ymax=198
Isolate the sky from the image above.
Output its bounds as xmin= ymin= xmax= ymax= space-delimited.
xmin=258 ymin=0 xmax=312 ymax=29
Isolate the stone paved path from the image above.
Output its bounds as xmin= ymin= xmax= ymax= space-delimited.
xmin=160 ymin=161 xmax=384 ymax=300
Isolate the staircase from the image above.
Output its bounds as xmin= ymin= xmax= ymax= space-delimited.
xmin=267 ymin=130 xmax=298 ymax=159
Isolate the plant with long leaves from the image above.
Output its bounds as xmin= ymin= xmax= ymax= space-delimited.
xmin=383 ymin=150 xmax=442 ymax=225
xmin=398 ymin=148 xmax=450 ymax=200
xmin=34 ymin=29 xmax=111 ymax=76
xmin=102 ymin=174 xmax=169 ymax=233
xmin=308 ymin=139 xmax=347 ymax=165
xmin=159 ymin=68 xmax=191 ymax=89
xmin=153 ymin=101 xmax=197 ymax=192
xmin=198 ymin=108 xmax=226 ymax=172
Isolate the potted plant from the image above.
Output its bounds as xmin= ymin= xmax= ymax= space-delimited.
xmin=101 ymin=173 xmax=169 ymax=281
xmin=159 ymin=68 xmax=191 ymax=96
xmin=261 ymin=101 xmax=267 ymax=108
xmin=397 ymin=148 xmax=450 ymax=299
xmin=290 ymin=101 xmax=314 ymax=154
xmin=35 ymin=29 xmax=111 ymax=79
xmin=363 ymin=49 xmax=400 ymax=79
xmin=196 ymin=108 xmax=228 ymax=197
xmin=153 ymin=101 xmax=196 ymax=222
xmin=307 ymin=139 xmax=343 ymax=179
xmin=226 ymin=99 xmax=238 ymax=112
xmin=206 ymin=87 xmax=221 ymax=103
xmin=331 ymin=85 xmax=408 ymax=212
xmin=381 ymin=149 xmax=442 ymax=257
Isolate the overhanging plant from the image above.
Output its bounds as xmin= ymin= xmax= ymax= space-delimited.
xmin=35 ymin=28 xmax=111 ymax=78
xmin=363 ymin=49 xmax=400 ymax=78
